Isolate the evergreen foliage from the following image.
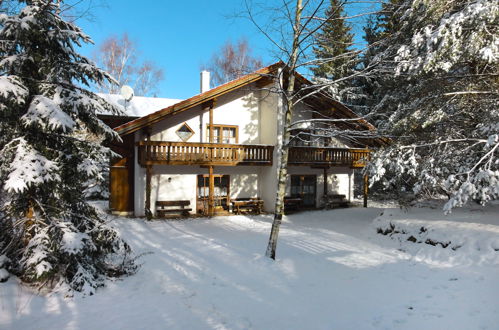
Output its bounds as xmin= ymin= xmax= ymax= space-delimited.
xmin=363 ymin=0 xmax=499 ymax=211
xmin=311 ymin=0 xmax=355 ymax=81
xmin=311 ymin=0 xmax=361 ymax=108
xmin=0 ymin=0 xmax=136 ymax=294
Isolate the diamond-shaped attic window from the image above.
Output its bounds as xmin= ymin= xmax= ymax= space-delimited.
xmin=176 ymin=123 xmax=194 ymax=141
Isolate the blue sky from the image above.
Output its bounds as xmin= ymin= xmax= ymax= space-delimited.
xmin=77 ymin=0 xmax=273 ymax=99
xmin=76 ymin=0 xmax=373 ymax=100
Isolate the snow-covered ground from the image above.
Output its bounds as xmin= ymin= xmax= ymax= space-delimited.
xmin=1 ymin=201 xmax=498 ymax=330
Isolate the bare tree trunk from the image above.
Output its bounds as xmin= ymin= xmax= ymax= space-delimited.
xmin=265 ymin=0 xmax=303 ymax=260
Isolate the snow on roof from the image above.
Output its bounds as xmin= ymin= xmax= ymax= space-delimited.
xmin=98 ymin=93 xmax=182 ymax=117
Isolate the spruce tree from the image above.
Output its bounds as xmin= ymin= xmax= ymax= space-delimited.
xmin=0 ymin=0 xmax=136 ymax=294
xmin=311 ymin=0 xmax=367 ymax=115
xmin=311 ymin=0 xmax=355 ymax=81
xmin=359 ymin=0 xmax=405 ymax=117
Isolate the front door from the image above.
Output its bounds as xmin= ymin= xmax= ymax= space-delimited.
xmin=110 ymin=157 xmax=131 ymax=212
xmin=290 ymin=175 xmax=317 ymax=207
xmin=196 ymin=174 xmax=230 ymax=214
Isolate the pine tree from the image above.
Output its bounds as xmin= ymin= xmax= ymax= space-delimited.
xmin=311 ymin=0 xmax=355 ymax=81
xmin=0 ymin=0 xmax=136 ymax=294
xmin=364 ymin=0 xmax=499 ymax=211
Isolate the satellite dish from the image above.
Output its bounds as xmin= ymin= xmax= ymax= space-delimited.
xmin=120 ymin=85 xmax=134 ymax=102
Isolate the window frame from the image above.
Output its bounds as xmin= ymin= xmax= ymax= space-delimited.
xmin=176 ymin=122 xmax=195 ymax=142
xmin=206 ymin=124 xmax=239 ymax=144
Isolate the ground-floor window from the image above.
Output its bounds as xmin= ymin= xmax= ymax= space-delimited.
xmin=290 ymin=175 xmax=317 ymax=207
xmin=197 ymin=174 xmax=230 ymax=214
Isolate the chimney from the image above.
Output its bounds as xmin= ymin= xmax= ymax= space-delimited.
xmin=200 ymin=70 xmax=211 ymax=93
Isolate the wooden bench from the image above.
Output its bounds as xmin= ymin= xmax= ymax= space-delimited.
xmin=156 ymin=200 xmax=192 ymax=218
xmin=322 ymin=194 xmax=349 ymax=209
xmin=231 ymin=198 xmax=264 ymax=215
xmin=284 ymin=197 xmax=302 ymax=213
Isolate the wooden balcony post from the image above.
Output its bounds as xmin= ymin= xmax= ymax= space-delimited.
xmin=208 ymin=165 xmax=214 ymax=217
xmin=363 ymin=173 xmax=369 ymax=208
xmin=323 ymin=167 xmax=328 ymax=196
xmin=138 ymin=143 xmax=144 ymax=165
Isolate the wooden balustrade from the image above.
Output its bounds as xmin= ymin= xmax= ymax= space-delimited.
xmin=138 ymin=141 xmax=274 ymax=166
xmin=288 ymin=147 xmax=370 ymax=168
xmin=138 ymin=142 xmax=368 ymax=168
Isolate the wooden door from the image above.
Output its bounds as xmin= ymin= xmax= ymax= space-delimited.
xmin=290 ymin=175 xmax=317 ymax=207
xmin=110 ymin=157 xmax=131 ymax=212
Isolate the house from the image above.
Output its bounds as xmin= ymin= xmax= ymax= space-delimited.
xmin=105 ymin=62 xmax=383 ymax=217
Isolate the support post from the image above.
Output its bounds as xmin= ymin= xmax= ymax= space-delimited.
xmin=323 ymin=167 xmax=328 ymax=196
xmin=363 ymin=173 xmax=369 ymax=208
xmin=208 ymin=165 xmax=214 ymax=217
xmin=145 ymin=165 xmax=153 ymax=219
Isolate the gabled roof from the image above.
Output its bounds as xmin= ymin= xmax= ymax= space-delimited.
xmin=114 ymin=61 xmax=381 ymax=145
xmin=98 ymin=94 xmax=182 ymax=117
xmin=115 ymin=62 xmax=283 ymax=136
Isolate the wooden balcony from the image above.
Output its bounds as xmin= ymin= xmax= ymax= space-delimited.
xmin=138 ymin=141 xmax=274 ymax=166
xmin=288 ymin=146 xmax=370 ymax=168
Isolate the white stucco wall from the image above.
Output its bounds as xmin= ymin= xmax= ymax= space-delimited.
xmin=258 ymin=80 xmax=282 ymax=213
xmin=207 ymin=88 xmax=261 ymax=144
xmin=134 ymin=131 xmax=145 ymax=217
xmin=259 ymin=88 xmax=279 ymax=145
xmin=150 ymin=106 xmax=204 ymax=142
xmin=148 ymin=82 xmax=265 ymax=144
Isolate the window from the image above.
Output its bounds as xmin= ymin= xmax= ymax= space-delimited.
xmin=176 ymin=123 xmax=194 ymax=141
xmin=207 ymin=125 xmax=238 ymax=144
xmin=290 ymin=175 xmax=316 ymax=207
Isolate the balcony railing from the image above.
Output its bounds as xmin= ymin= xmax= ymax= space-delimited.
xmin=288 ymin=146 xmax=370 ymax=168
xmin=137 ymin=141 xmax=274 ymax=166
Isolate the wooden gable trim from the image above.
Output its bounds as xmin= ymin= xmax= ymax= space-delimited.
xmin=115 ymin=62 xmax=284 ymax=137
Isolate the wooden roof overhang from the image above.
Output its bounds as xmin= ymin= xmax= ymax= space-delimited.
xmin=292 ymin=73 xmax=387 ymax=147
xmin=114 ymin=62 xmax=284 ymax=137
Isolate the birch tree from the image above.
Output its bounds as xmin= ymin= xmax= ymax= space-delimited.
xmin=93 ymin=33 xmax=164 ymax=97
xmin=203 ymin=38 xmax=263 ymax=86
xmin=245 ymin=0 xmax=382 ymax=259
xmin=265 ymin=0 xmax=304 ymax=260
